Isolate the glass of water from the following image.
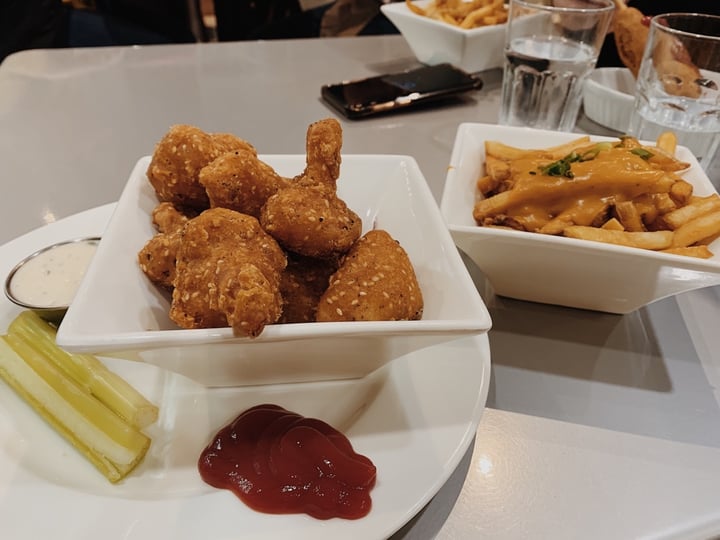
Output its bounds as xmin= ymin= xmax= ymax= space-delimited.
xmin=628 ymin=13 xmax=720 ymax=175
xmin=499 ymin=0 xmax=614 ymax=131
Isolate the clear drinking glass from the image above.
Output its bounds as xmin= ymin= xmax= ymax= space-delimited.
xmin=499 ymin=0 xmax=615 ymax=132
xmin=627 ymin=13 xmax=720 ymax=175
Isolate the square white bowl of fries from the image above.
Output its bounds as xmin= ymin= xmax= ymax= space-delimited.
xmin=381 ymin=0 xmax=507 ymax=73
xmin=440 ymin=123 xmax=720 ymax=314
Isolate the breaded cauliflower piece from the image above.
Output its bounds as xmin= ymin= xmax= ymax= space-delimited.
xmin=316 ymin=229 xmax=423 ymax=322
xmin=169 ymin=208 xmax=287 ymax=337
xmin=200 ymin=149 xmax=290 ymax=219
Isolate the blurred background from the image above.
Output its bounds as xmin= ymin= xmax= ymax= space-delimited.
xmin=0 ymin=0 xmax=401 ymax=64
xmin=2 ymin=1 xmax=719 ymax=67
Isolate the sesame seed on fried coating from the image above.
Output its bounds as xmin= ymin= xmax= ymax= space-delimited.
xmin=316 ymin=229 xmax=423 ymax=322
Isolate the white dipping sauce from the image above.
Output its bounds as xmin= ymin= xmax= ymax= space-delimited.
xmin=10 ymin=240 xmax=98 ymax=307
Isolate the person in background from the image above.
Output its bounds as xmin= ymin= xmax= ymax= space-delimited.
xmin=213 ymin=0 xmax=400 ymax=41
xmin=0 ymin=0 xmax=196 ymax=65
xmin=319 ymin=0 xmax=400 ymax=36
xmin=0 ymin=0 xmax=67 ymax=63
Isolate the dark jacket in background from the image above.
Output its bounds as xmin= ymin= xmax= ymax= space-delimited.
xmin=0 ymin=0 xmax=67 ymax=62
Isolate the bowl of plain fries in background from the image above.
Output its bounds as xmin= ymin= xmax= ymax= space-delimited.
xmin=440 ymin=123 xmax=720 ymax=314
xmin=381 ymin=0 xmax=507 ymax=73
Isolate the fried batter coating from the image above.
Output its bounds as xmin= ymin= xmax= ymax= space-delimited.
xmin=199 ymin=149 xmax=291 ymax=219
xmin=259 ymin=117 xmax=360 ymax=258
xmin=138 ymin=232 xmax=182 ymax=290
xmin=146 ymin=125 xmax=220 ymax=209
xmin=278 ymin=253 xmax=339 ymax=324
xmin=152 ymin=202 xmax=198 ymax=233
xmin=169 ymin=208 xmax=287 ymax=337
xmin=653 ymin=35 xmax=703 ymax=99
xmin=296 ymin=118 xmax=342 ymax=189
xmin=138 ymin=202 xmax=200 ymax=290
xmin=316 ymin=229 xmax=423 ymax=322
xmin=260 ymin=183 xmax=362 ymax=259
xmin=211 ymin=132 xmax=257 ymax=156
xmin=613 ymin=5 xmax=648 ymax=78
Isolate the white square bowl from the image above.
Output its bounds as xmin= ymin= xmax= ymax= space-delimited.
xmin=440 ymin=123 xmax=720 ymax=314
xmin=381 ymin=1 xmax=506 ymax=73
xmin=57 ymin=154 xmax=491 ymax=386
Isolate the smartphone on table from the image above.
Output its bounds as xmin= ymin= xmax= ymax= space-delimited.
xmin=321 ymin=63 xmax=483 ymax=119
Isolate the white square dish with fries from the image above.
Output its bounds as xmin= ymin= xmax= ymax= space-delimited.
xmin=381 ymin=0 xmax=507 ymax=73
xmin=56 ymin=154 xmax=491 ymax=387
xmin=440 ymin=123 xmax=720 ymax=314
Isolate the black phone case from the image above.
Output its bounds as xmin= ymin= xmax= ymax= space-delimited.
xmin=321 ymin=64 xmax=483 ymax=119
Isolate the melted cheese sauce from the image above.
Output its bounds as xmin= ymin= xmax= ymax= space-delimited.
xmin=10 ymin=240 xmax=98 ymax=307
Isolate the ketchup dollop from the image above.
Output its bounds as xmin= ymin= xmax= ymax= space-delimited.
xmin=198 ymin=404 xmax=377 ymax=520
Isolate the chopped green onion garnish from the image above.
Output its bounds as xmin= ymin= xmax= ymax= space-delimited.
xmin=630 ymin=148 xmax=654 ymax=160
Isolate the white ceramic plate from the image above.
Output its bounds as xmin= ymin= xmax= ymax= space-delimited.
xmin=0 ymin=206 xmax=491 ymax=540
xmin=56 ymin=155 xmax=491 ymax=387
xmin=381 ymin=0 xmax=506 ymax=73
xmin=440 ymin=123 xmax=720 ymax=314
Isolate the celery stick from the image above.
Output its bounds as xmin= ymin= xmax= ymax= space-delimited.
xmin=0 ymin=336 xmax=150 ymax=482
xmin=8 ymin=311 xmax=158 ymax=429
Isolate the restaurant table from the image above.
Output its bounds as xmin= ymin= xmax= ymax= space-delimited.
xmin=2 ymin=34 xmax=720 ymax=540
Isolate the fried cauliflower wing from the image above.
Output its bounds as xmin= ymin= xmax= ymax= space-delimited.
xmin=200 ymin=149 xmax=290 ymax=219
xmin=146 ymin=126 xmax=258 ymax=210
xmin=210 ymin=132 xmax=257 ymax=156
xmin=316 ymin=229 xmax=423 ymax=322
xmin=151 ymin=201 xmax=198 ymax=233
xmin=260 ymin=117 xmax=361 ymax=258
xmin=169 ymin=208 xmax=287 ymax=337
xmin=138 ymin=202 xmax=199 ymax=290
xmin=146 ymin=125 xmax=218 ymax=209
xmin=296 ymin=118 xmax=343 ymax=189
xmin=260 ymin=184 xmax=362 ymax=259
xmin=138 ymin=233 xmax=182 ymax=291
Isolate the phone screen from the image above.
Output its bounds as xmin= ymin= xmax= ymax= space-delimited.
xmin=321 ymin=64 xmax=482 ymax=119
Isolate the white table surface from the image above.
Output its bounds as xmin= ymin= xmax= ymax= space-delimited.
xmin=2 ymin=35 xmax=720 ymax=540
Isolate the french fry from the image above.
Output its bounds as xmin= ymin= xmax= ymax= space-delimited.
xmin=460 ymin=0 xmax=504 ymax=28
xmin=660 ymin=245 xmax=714 ymax=259
xmin=406 ymin=0 xmax=508 ymax=29
xmin=405 ymin=0 xmax=426 ymax=16
xmin=661 ymin=194 xmax=720 ymax=229
xmin=473 ymin=169 xmax=665 ymax=222
xmin=476 ymin=174 xmax=499 ymax=196
xmin=671 ymin=211 xmax=720 ymax=248
xmin=538 ymin=199 xmax=610 ymax=235
xmin=614 ymin=201 xmax=645 ymax=232
xmin=485 ymin=136 xmax=591 ymax=162
xmin=656 ymin=131 xmax=678 ymax=155
xmin=563 ymin=226 xmax=674 ymax=250
xmin=631 ymin=194 xmax=660 ymax=225
xmin=650 ymin=192 xmax=677 ymax=215
xmin=484 ymin=154 xmax=511 ymax=183
xmin=669 ymin=179 xmax=694 ymax=206
xmin=602 ymin=218 xmax=625 ymax=231
xmin=473 ymin=133 xmax=719 ymax=258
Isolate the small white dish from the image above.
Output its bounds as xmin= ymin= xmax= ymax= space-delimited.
xmin=57 ymin=154 xmax=491 ymax=386
xmin=4 ymin=237 xmax=100 ymax=324
xmin=440 ymin=123 xmax=720 ymax=314
xmin=583 ymin=67 xmax=636 ymax=133
xmin=0 ymin=204 xmax=492 ymax=540
xmin=381 ymin=0 xmax=506 ymax=73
